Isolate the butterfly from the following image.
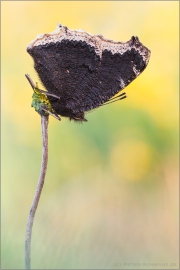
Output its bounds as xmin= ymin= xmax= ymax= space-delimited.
xmin=26 ymin=23 xmax=151 ymax=122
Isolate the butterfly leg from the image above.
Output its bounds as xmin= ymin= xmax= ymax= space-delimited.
xmin=40 ymin=105 xmax=61 ymax=121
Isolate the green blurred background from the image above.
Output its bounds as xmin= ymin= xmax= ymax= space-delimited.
xmin=1 ymin=1 xmax=179 ymax=269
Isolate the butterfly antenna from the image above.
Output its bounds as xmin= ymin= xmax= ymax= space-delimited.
xmin=100 ymin=92 xmax=127 ymax=107
xmin=108 ymin=92 xmax=126 ymax=101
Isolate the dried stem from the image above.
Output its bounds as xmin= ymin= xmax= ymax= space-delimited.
xmin=25 ymin=115 xmax=49 ymax=269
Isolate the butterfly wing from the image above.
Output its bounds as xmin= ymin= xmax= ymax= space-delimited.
xmin=27 ymin=24 xmax=150 ymax=120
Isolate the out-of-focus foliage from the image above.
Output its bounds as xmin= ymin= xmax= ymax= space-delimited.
xmin=1 ymin=1 xmax=179 ymax=269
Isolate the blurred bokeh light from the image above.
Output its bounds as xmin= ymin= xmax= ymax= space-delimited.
xmin=1 ymin=1 xmax=179 ymax=269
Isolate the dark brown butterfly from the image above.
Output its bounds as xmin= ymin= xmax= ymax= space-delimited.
xmin=27 ymin=23 xmax=151 ymax=122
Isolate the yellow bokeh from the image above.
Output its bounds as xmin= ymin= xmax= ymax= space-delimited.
xmin=110 ymin=139 xmax=154 ymax=182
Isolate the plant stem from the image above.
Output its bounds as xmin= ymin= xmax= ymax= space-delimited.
xmin=25 ymin=115 xmax=49 ymax=269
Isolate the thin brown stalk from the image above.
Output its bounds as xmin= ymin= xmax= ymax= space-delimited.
xmin=25 ymin=115 xmax=49 ymax=269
